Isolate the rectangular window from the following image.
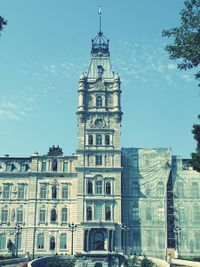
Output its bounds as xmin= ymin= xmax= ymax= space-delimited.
xmin=3 ymin=184 xmax=10 ymax=199
xmin=61 ymin=208 xmax=68 ymax=222
xmin=40 ymin=184 xmax=47 ymax=199
xmin=63 ymin=162 xmax=68 ymax=172
xmin=96 ymin=155 xmax=102 ymax=166
xmin=17 ymin=209 xmax=23 ymax=223
xmin=15 ymin=233 xmax=22 ymax=250
xmin=95 ymin=203 xmax=102 ymax=220
xmin=1 ymin=209 xmax=8 ymax=223
xmin=0 ymin=234 xmax=6 ymax=249
xmin=39 ymin=209 xmax=46 ymax=223
xmin=42 ymin=162 xmax=47 ymax=172
xmin=18 ymin=185 xmax=25 ymax=199
xmin=62 ymin=185 xmax=69 ymax=199
xmin=60 ymin=234 xmax=67 ymax=249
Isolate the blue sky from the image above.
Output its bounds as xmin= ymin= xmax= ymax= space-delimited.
xmin=0 ymin=0 xmax=199 ymax=158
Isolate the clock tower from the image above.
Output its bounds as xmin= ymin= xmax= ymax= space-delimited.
xmin=75 ymin=22 xmax=122 ymax=254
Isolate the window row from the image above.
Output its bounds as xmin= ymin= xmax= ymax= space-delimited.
xmin=88 ymin=134 xmax=111 ymax=146
xmin=39 ymin=184 xmax=69 ymax=199
xmin=0 ymin=233 xmax=22 ymax=250
xmin=87 ymin=180 xmax=112 ymax=195
xmin=0 ymin=162 xmax=29 ymax=172
xmin=86 ymin=204 xmax=112 ymax=221
xmin=1 ymin=208 xmax=24 ymax=224
xmin=41 ymin=160 xmax=69 ymax=172
xmin=37 ymin=233 xmax=67 ymax=250
xmin=39 ymin=208 xmax=68 ymax=223
xmin=1 ymin=184 xmax=26 ymax=199
xmin=176 ymin=181 xmax=200 ymax=198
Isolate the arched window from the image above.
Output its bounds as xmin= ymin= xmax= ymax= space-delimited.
xmin=87 ymin=180 xmax=93 ymax=194
xmin=37 ymin=233 xmax=44 ymax=249
xmin=52 ymin=185 xmax=57 ymax=199
xmin=61 ymin=208 xmax=68 ymax=223
xmin=88 ymin=135 xmax=93 ymax=145
xmin=105 ymin=135 xmax=110 ymax=145
xmin=96 ymin=180 xmax=102 ymax=194
xmin=50 ymin=236 xmax=55 ymax=250
xmin=96 ymin=96 xmax=103 ymax=107
xmin=105 ymin=206 xmax=111 ymax=221
xmin=0 ymin=234 xmax=6 ymax=249
xmin=96 ymin=134 xmax=102 ymax=146
xmin=93 ymin=231 xmax=104 ymax=250
xmin=87 ymin=206 xmax=92 ymax=221
xmin=1 ymin=208 xmax=8 ymax=223
xmin=60 ymin=233 xmax=67 ymax=249
xmin=51 ymin=209 xmax=57 ymax=222
xmin=52 ymin=159 xmax=58 ymax=171
xmin=105 ymin=182 xmax=111 ymax=195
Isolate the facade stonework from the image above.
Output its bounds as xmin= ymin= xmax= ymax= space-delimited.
xmin=0 ymin=30 xmax=200 ymax=260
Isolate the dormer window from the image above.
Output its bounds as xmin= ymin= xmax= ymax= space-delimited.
xmin=20 ymin=163 xmax=27 ymax=172
xmin=96 ymin=96 xmax=103 ymax=107
xmin=6 ymin=162 xmax=13 ymax=172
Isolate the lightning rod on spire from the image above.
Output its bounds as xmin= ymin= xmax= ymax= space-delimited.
xmin=98 ymin=5 xmax=102 ymax=33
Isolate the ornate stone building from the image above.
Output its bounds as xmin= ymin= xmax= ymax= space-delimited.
xmin=0 ymin=26 xmax=200 ymax=261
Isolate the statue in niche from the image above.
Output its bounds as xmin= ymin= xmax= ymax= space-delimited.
xmin=52 ymin=159 xmax=57 ymax=171
xmin=52 ymin=185 xmax=57 ymax=199
xmin=51 ymin=209 xmax=57 ymax=222
xmin=105 ymin=207 xmax=111 ymax=220
xmin=87 ymin=207 xmax=92 ymax=220
xmin=106 ymin=182 xmax=111 ymax=195
xmin=50 ymin=236 xmax=55 ymax=250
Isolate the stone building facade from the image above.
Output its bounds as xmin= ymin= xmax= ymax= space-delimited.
xmin=0 ymin=29 xmax=200 ymax=260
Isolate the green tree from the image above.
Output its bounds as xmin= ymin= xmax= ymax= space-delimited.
xmin=191 ymin=114 xmax=200 ymax=172
xmin=162 ymin=0 xmax=200 ymax=84
xmin=0 ymin=16 xmax=7 ymax=33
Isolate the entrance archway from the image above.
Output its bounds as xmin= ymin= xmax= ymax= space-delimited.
xmin=93 ymin=231 xmax=105 ymax=250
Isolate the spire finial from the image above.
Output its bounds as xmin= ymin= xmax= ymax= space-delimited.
xmin=98 ymin=5 xmax=102 ymax=33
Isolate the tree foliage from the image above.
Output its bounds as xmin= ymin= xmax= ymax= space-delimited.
xmin=191 ymin=114 xmax=200 ymax=172
xmin=0 ymin=16 xmax=7 ymax=32
xmin=162 ymin=0 xmax=200 ymax=84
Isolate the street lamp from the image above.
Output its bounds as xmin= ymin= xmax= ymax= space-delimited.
xmin=121 ymin=224 xmax=129 ymax=255
xmin=68 ymin=223 xmax=77 ymax=255
xmin=174 ymin=226 xmax=181 ymax=257
xmin=15 ymin=225 xmax=22 ymax=257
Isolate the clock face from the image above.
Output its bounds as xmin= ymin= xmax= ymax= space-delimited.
xmin=95 ymin=119 xmax=103 ymax=128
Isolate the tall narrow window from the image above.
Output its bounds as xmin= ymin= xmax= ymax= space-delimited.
xmin=18 ymin=184 xmax=25 ymax=199
xmin=193 ymin=204 xmax=200 ymax=222
xmin=3 ymin=184 xmax=10 ymax=199
xmin=96 ymin=155 xmax=102 ymax=166
xmin=133 ymin=203 xmax=139 ymax=221
xmin=51 ymin=209 xmax=57 ymax=222
xmin=87 ymin=206 xmax=92 ymax=221
xmin=105 ymin=135 xmax=110 ymax=145
xmin=96 ymin=134 xmax=102 ymax=145
xmin=192 ymin=182 xmax=199 ymax=198
xmin=96 ymin=96 xmax=103 ymax=107
xmin=37 ymin=233 xmax=44 ymax=249
xmin=0 ymin=234 xmax=6 ymax=249
xmin=39 ymin=209 xmax=46 ymax=223
xmin=105 ymin=182 xmax=111 ymax=195
xmin=146 ymin=207 xmax=152 ymax=221
xmin=96 ymin=180 xmax=102 ymax=195
xmin=40 ymin=184 xmax=47 ymax=199
xmin=88 ymin=135 xmax=93 ymax=145
xmin=63 ymin=162 xmax=68 ymax=172
xmin=95 ymin=203 xmax=102 ymax=221
xmin=177 ymin=182 xmax=184 ymax=197
xmin=52 ymin=159 xmax=58 ymax=171
xmin=15 ymin=233 xmax=22 ymax=250
xmin=17 ymin=208 xmax=23 ymax=223
xmin=105 ymin=206 xmax=111 ymax=221
xmin=61 ymin=208 xmax=68 ymax=223
xmin=1 ymin=208 xmax=8 ymax=223
xmin=62 ymin=185 xmax=68 ymax=199
xmin=87 ymin=180 xmax=93 ymax=194
xmin=42 ymin=162 xmax=46 ymax=172
xmin=60 ymin=233 xmax=67 ymax=249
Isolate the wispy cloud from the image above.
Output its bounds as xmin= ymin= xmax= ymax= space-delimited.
xmin=0 ymin=99 xmax=31 ymax=120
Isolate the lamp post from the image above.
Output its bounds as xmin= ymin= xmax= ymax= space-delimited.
xmin=68 ymin=223 xmax=77 ymax=255
xmin=174 ymin=226 xmax=181 ymax=258
xmin=121 ymin=224 xmax=129 ymax=255
xmin=15 ymin=225 xmax=22 ymax=257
